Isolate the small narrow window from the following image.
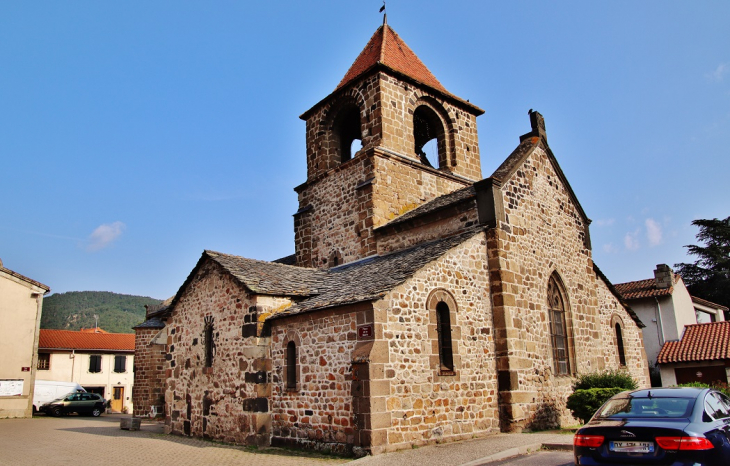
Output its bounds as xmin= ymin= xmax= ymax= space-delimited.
xmin=436 ymin=302 xmax=454 ymax=372
xmin=204 ymin=322 xmax=214 ymax=368
xmin=89 ymin=355 xmax=102 ymax=373
xmin=286 ymin=341 xmax=297 ymax=389
xmin=548 ymin=275 xmax=570 ymax=376
xmin=114 ymin=355 xmax=127 ymax=373
xmin=37 ymin=353 xmax=50 ymax=370
xmin=615 ymin=323 xmax=626 ymax=366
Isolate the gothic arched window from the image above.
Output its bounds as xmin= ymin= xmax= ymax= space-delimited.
xmin=548 ymin=275 xmax=571 ymax=376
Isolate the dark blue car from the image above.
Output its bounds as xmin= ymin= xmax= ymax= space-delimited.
xmin=573 ymin=387 xmax=730 ymax=465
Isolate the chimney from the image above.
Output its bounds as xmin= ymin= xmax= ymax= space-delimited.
xmin=654 ymin=264 xmax=674 ymax=289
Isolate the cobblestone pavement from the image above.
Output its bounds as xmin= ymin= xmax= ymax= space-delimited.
xmin=0 ymin=414 xmax=573 ymax=466
xmin=0 ymin=414 xmax=348 ymax=466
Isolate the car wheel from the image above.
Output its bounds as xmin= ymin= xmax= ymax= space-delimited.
xmin=52 ymin=407 xmax=63 ymax=417
xmin=91 ymin=407 xmax=102 ymax=417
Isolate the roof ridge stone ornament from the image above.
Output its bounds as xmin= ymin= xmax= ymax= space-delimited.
xmin=520 ymin=109 xmax=547 ymax=142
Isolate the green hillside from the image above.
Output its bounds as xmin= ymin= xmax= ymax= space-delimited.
xmin=40 ymin=291 xmax=163 ymax=334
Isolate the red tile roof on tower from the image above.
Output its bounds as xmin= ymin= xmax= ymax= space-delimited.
xmin=657 ymin=321 xmax=730 ymax=364
xmin=336 ymin=21 xmax=447 ymax=94
xmin=614 ymin=277 xmax=678 ymax=300
xmin=38 ymin=329 xmax=134 ymax=352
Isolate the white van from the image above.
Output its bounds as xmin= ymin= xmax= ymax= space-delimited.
xmin=33 ymin=380 xmax=86 ymax=413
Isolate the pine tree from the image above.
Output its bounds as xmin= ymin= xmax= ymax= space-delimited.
xmin=675 ymin=216 xmax=730 ymax=318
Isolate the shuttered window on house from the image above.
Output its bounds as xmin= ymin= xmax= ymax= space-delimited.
xmin=114 ymin=355 xmax=126 ymax=373
xmin=89 ymin=355 xmax=102 ymax=373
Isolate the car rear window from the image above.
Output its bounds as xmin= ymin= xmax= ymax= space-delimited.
xmin=596 ymin=397 xmax=694 ymax=419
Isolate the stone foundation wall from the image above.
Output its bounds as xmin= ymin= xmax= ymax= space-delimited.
xmin=133 ymin=327 xmax=167 ymax=417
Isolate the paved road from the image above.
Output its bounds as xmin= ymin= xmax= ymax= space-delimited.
xmin=0 ymin=414 xmax=347 ymax=466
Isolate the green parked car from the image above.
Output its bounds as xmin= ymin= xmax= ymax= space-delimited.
xmin=40 ymin=392 xmax=106 ymax=417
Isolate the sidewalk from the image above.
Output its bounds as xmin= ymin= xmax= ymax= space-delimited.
xmin=350 ymin=432 xmax=574 ymax=466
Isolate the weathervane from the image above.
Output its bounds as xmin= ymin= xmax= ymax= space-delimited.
xmin=380 ymin=1 xmax=387 ymax=24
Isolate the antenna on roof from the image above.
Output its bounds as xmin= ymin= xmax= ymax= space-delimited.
xmin=380 ymin=1 xmax=387 ymax=25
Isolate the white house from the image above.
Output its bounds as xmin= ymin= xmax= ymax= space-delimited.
xmin=37 ymin=329 xmax=135 ymax=413
xmin=615 ymin=264 xmax=726 ymax=386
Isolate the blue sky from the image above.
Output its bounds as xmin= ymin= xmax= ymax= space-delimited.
xmin=1 ymin=1 xmax=728 ymax=300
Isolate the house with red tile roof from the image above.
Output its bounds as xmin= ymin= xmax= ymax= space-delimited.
xmin=0 ymin=258 xmax=50 ymax=418
xmin=615 ymin=264 xmax=727 ymax=386
xmin=657 ymin=321 xmax=730 ymax=386
xmin=37 ymin=329 xmax=135 ymax=413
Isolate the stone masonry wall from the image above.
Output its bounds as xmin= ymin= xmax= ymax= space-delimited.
xmin=295 ymin=155 xmax=375 ymax=268
xmin=133 ymin=327 xmax=167 ymax=417
xmin=371 ymin=153 xmax=470 ymax=230
xmin=368 ymin=233 xmax=500 ymax=453
xmin=375 ymin=199 xmax=480 ymax=255
xmin=165 ymin=259 xmax=292 ymax=445
xmin=378 ymin=74 xmax=482 ymax=181
xmin=488 ymin=142 xmax=649 ymax=431
xmin=269 ymin=304 xmax=367 ymax=454
xmin=595 ymin=279 xmax=650 ymax=385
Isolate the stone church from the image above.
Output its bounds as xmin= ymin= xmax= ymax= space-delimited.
xmin=134 ymin=18 xmax=649 ymax=455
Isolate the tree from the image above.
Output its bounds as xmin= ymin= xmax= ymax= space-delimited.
xmin=674 ymin=216 xmax=730 ymax=319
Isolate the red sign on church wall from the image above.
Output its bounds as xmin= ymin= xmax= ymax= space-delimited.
xmin=358 ymin=325 xmax=373 ymax=338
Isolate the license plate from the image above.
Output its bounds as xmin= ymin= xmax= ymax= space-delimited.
xmin=609 ymin=441 xmax=654 ymax=453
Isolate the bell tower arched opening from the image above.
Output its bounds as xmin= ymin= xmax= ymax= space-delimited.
xmin=333 ymin=104 xmax=363 ymax=163
xmin=413 ymin=105 xmax=447 ymax=169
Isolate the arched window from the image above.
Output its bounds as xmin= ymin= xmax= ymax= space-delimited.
xmin=413 ymin=105 xmax=446 ymax=169
xmin=204 ymin=318 xmax=214 ymax=368
xmin=286 ymin=341 xmax=297 ymax=389
xmin=436 ymin=301 xmax=454 ymax=372
xmin=615 ymin=323 xmax=626 ymax=366
xmin=333 ymin=104 xmax=362 ymax=163
xmin=547 ymin=275 xmax=570 ymax=376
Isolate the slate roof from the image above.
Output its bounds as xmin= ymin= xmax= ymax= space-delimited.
xmin=336 ymin=22 xmax=447 ymax=94
xmin=692 ymin=295 xmax=729 ymax=311
xmin=657 ymin=321 xmax=730 ymax=364
xmin=133 ymin=316 xmax=166 ymax=330
xmin=378 ymin=185 xmax=476 ymax=230
xmin=206 ymin=251 xmax=326 ymax=297
xmin=39 ymin=329 xmax=134 ymax=352
xmin=614 ymin=277 xmax=677 ymax=300
xmin=271 ymin=227 xmax=484 ymax=318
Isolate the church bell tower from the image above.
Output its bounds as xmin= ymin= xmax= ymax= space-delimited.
xmin=294 ymin=17 xmax=485 ymax=268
